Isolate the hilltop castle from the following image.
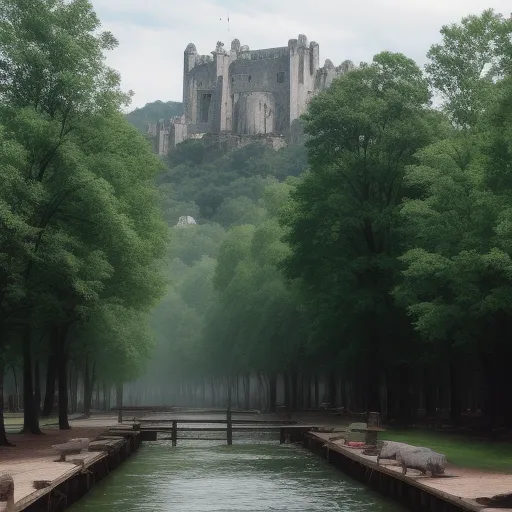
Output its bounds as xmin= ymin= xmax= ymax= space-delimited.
xmin=149 ymin=35 xmax=353 ymax=155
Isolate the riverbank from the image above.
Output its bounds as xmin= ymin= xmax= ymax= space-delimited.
xmin=0 ymin=415 xmax=137 ymax=511
xmin=1 ymin=413 xmax=512 ymax=512
xmin=307 ymin=431 xmax=512 ymax=512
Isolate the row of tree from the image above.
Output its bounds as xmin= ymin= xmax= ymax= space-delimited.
xmin=0 ymin=0 xmax=167 ymax=445
xmin=149 ymin=9 xmax=512 ymax=429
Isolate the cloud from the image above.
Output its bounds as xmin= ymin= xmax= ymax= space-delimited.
xmin=90 ymin=0 xmax=512 ymax=110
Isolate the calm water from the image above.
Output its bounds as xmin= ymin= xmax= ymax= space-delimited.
xmin=70 ymin=438 xmax=405 ymax=512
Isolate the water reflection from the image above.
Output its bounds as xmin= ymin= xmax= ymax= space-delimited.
xmin=70 ymin=438 xmax=405 ymax=511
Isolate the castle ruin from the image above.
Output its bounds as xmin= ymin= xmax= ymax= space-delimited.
xmin=149 ymin=35 xmax=353 ymax=155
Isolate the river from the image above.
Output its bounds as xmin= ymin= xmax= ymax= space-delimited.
xmin=70 ymin=438 xmax=405 ymax=511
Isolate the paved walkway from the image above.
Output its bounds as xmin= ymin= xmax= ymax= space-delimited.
xmin=314 ymin=432 xmax=512 ymax=512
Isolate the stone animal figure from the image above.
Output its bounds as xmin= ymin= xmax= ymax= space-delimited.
xmin=396 ymin=448 xmax=446 ymax=476
xmin=0 ymin=473 xmax=14 ymax=512
xmin=376 ymin=441 xmax=417 ymax=465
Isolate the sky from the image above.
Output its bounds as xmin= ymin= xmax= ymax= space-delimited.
xmin=90 ymin=0 xmax=511 ymax=111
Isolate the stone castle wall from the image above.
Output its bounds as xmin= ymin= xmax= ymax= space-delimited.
xmin=148 ymin=35 xmax=353 ymax=155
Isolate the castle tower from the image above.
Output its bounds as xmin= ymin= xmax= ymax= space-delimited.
xmin=211 ymin=41 xmax=230 ymax=133
xmin=183 ymin=43 xmax=198 ymax=125
xmin=288 ymin=35 xmax=319 ymax=126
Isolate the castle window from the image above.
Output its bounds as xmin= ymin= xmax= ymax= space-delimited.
xmin=199 ymin=93 xmax=212 ymax=123
xmin=198 ymin=81 xmax=203 ymax=88
xmin=248 ymin=75 xmax=252 ymax=82
xmin=277 ymin=72 xmax=285 ymax=83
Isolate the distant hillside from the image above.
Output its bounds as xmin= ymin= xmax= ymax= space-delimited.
xmin=126 ymin=100 xmax=183 ymax=133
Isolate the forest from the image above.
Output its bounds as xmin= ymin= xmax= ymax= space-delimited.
xmin=1 ymin=1 xmax=512 ymax=448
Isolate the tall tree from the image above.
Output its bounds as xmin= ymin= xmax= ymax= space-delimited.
xmin=281 ymin=52 xmax=441 ymax=411
xmin=426 ymin=9 xmax=512 ymax=128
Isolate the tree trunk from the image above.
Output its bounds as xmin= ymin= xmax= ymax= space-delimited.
xmin=0 ymin=358 xmax=14 ymax=446
xmin=283 ymin=371 xmax=291 ymax=416
xmin=95 ymin=383 xmax=100 ymax=410
xmin=379 ymin=375 xmax=388 ymax=423
xmin=34 ymin=359 xmax=41 ymax=416
xmin=227 ymin=377 xmax=232 ymax=410
xmin=329 ymin=370 xmax=337 ymax=406
xmin=449 ymin=350 xmax=461 ymax=425
xmin=11 ymin=366 xmax=19 ymax=412
xmin=211 ymin=379 xmax=216 ymax=407
xmin=103 ymin=382 xmax=109 ymax=411
xmin=42 ymin=351 xmax=56 ymax=417
xmin=397 ymin=363 xmax=411 ymax=425
xmin=57 ymin=326 xmax=71 ymax=430
xmin=269 ymin=373 xmax=277 ymax=413
xmin=291 ymin=368 xmax=298 ymax=412
xmin=70 ymin=364 xmax=78 ymax=414
xmin=244 ymin=374 xmax=250 ymax=410
xmin=116 ymin=382 xmax=123 ymax=423
xmin=22 ymin=326 xmax=41 ymax=434
xmin=424 ymin=364 xmax=436 ymax=418
xmin=366 ymin=356 xmax=381 ymax=413
xmin=314 ymin=375 xmax=319 ymax=408
xmin=304 ymin=374 xmax=311 ymax=409
xmin=83 ymin=357 xmax=95 ymax=418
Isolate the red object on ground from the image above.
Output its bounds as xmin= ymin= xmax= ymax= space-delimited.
xmin=346 ymin=441 xmax=365 ymax=447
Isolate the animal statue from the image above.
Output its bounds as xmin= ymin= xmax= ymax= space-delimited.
xmin=376 ymin=441 xmax=417 ymax=465
xmin=396 ymin=447 xmax=446 ymax=476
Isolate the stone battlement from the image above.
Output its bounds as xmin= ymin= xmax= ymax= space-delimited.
xmin=149 ymin=35 xmax=353 ymax=155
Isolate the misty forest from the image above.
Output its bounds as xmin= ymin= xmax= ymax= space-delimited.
xmin=2 ymin=1 xmax=512 ymax=449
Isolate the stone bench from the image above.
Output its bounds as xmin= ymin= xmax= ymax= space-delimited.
xmin=51 ymin=440 xmax=84 ymax=462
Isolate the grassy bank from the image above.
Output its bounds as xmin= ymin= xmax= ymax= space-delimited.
xmin=381 ymin=429 xmax=512 ymax=473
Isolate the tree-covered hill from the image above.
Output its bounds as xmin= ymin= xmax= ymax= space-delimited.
xmin=126 ymin=100 xmax=183 ymax=133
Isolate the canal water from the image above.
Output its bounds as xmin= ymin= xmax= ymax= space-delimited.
xmin=70 ymin=438 xmax=405 ymax=511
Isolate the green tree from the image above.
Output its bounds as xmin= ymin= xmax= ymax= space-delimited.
xmin=282 ymin=52 xmax=440 ymax=411
xmin=426 ymin=9 xmax=512 ymax=128
xmin=0 ymin=0 xmax=167 ymax=438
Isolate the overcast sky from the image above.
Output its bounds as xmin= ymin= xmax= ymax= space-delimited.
xmin=90 ymin=0 xmax=511 ymax=111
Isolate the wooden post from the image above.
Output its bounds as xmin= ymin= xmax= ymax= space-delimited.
xmin=226 ymin=408 xmax=232 ymax=445
xmin=280 ymin=428 xmax=285 ymax=444
xmin=172 ymin=420 xmax=177 ymax=447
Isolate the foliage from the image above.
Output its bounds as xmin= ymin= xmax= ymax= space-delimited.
xmin=425 ymin=9 xmax=512 ymax=128
xmin=0 ymin=0 xmax=167 ymax=437
xmin=141 ymin=11 xmax=512 ymax=427
xmin=125 ymin=100 xmax=183 ymax=133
